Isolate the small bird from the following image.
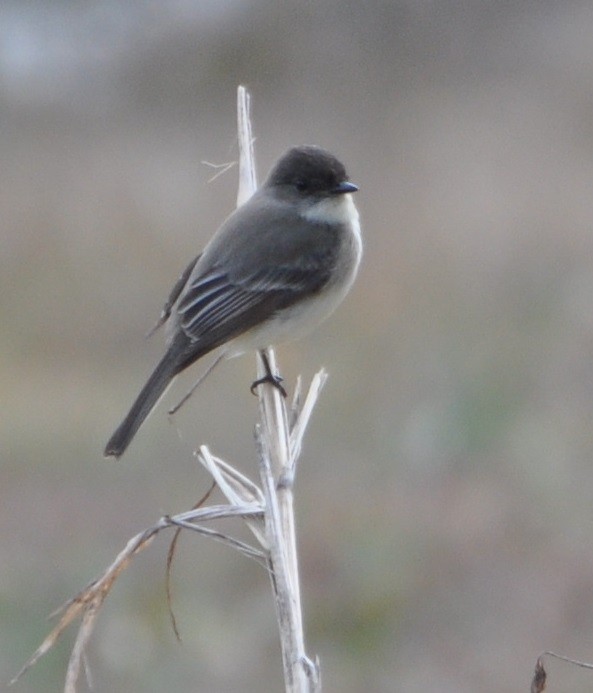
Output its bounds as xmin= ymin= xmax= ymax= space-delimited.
xmin=104 ymin=145 xmax=362 ymax=458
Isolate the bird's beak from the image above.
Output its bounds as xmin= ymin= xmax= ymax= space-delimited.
xmin=332 ymin=181 xmax=359 ymax=195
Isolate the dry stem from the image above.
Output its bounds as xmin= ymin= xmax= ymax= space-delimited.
xmin=12 ymin=85 xmax=322 ymax=693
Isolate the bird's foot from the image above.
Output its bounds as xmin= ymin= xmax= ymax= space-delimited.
xmin=251 ymin=350 xmax=288 ymax=397
xmin=250 ymin=373 xmax=287 ymax=398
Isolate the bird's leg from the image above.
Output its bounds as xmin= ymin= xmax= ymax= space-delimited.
xmin=251 ymin=350 xmax=287 ymax=398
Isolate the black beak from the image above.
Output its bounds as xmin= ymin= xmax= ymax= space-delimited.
xmin=332 ymin=181 xmax=359 ymax=195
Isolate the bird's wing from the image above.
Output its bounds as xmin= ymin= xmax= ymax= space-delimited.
xmin=176 ymin=262 xmax=330 ymax=347
xmin=174 ymin=199 xmax=342 ymax=358
xmin=146 ymin=254 xmax=201 ymax=338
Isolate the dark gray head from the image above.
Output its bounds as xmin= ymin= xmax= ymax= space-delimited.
xmin=264 ymin=146 xmax=358 ymax=200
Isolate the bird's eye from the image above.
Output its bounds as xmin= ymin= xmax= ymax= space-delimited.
xmin=295 ymin=179 xmax=308 ymax=192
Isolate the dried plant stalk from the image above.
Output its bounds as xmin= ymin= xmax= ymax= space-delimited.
xmin=238 ymin=84 xmax=320 ymax=692
xmin=13 ymin=85 xmax=322 ymax=693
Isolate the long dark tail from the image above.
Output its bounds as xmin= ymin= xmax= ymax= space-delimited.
xmin=104 ymin=351 xmax=181 ymax=459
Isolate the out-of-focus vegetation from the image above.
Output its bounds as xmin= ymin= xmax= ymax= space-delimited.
xmin=3 ymin=2 xmax=593 ymax=691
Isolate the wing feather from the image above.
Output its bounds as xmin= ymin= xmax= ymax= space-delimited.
xmin=174 ymin=208 xmax=342 ymax=350
xmin=176 ymin=264 xmax=330 ymax=345
xmin=177 ymin=273 xmax=228 ymax=318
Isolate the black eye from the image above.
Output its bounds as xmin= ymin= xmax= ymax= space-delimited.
xmin=295 ymin=179 xmax=308 ymax=192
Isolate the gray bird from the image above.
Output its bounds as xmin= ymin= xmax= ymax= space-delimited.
xmin=105 ymin=145 xmax=362 ymax=458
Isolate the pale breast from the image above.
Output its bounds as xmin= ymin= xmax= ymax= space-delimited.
xmin=226 ymin=200 xmax=362 ymax=356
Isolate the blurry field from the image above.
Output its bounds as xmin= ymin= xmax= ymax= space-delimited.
xmin=3 ymin=2 xmax=593 ymax=691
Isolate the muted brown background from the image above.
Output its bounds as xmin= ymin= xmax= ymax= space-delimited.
xmin=3 ymin=1 xmax=593 ymax=691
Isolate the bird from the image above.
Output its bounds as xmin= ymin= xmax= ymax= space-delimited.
xmin=104 ymin=145 xmax=362 ymax=458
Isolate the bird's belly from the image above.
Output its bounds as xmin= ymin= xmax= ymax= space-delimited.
xmin=227 ymin=220 xmax=361 ymax=357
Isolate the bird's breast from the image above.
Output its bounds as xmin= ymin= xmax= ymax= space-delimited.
xmin=227 ymin=211 xmax=362 ymax=357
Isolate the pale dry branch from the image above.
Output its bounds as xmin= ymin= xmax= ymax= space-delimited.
xmin=197 ymin=445 xmax=265 ymax=506
xmin=289 ymin=368 xmax=328 ymax=468
xmin=16 ymin=86 xmax=324 ymax=693
xmin=196 ymin=445 xmax=267 ymax=546
xmin=167 ymin=517 xmax=266 ymax=563
xmin=237 ymin=85 xmax=319 ymax=689
xmin=11 ymin=524 xmax=160 ymax=686
xmin=11 ymin=501 xmax=271 ymax=689
xmin=236 ymin=84 xmax=257 ymax=206
xmin=531 ymin=651 xmax=593 ymax=693
xmin=201 ymin=159 xmax=237 ymax=183
xmin=166 ymin=480 xmax=216 ymax=642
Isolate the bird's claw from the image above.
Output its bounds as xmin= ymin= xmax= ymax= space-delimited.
xmin=250 ymin=373 xmax=287 ymax=398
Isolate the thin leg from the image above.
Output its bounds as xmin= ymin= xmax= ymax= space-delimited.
xmin=251 ymin=351 xmax=287 ymax=397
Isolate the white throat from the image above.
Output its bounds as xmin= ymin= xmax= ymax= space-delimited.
xmin=302 ymin=193 xmax=359 ymax=226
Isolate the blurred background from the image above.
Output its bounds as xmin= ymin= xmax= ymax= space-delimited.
xmin=3 ymin=1 xmax=593 ymax=691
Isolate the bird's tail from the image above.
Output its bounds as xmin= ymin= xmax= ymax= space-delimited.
xmin=104 ymin=351 xmax=180 ymax=459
